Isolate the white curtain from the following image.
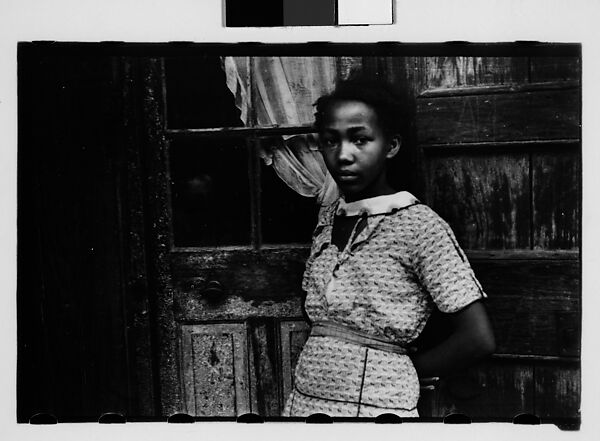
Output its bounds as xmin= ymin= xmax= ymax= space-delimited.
xmin=223 ymin=56 xmax=340 ymax=206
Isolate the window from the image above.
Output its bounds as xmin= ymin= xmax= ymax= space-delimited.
xmin=164 ymin=56 xmax=320 ymax=248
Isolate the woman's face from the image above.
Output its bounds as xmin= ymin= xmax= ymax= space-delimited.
xmin=318 ymin=100 xmax=400 ymax=202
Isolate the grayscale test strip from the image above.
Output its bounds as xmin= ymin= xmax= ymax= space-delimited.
xmin=225 ymin=0 xmax=393 ymax=27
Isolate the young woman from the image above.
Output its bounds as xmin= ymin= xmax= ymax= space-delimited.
xmin=283 ymin=79 xmax=496 ymax=418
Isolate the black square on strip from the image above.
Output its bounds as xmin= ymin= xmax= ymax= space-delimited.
xmin=225 ymin=0 xmax=283 ymax=27
xmin=283 ymin=0 xmax=336 ymax=26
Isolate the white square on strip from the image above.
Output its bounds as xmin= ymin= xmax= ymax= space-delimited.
xmin=338 ymin=0 xmax=393 ymax=25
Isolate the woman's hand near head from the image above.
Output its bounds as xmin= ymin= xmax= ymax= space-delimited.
xmin=409 ymin=300 xmax=496 ymax=379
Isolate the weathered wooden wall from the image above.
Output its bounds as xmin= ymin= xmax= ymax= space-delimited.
xmin=410 ymin=56 xmax=581 ymax=422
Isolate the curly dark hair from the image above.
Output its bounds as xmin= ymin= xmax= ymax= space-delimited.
xmin=313 ymin=78 xmax=406 ymax=138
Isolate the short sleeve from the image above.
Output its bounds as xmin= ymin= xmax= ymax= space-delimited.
xmin=409 ymin=206 xmax=486 ymax=313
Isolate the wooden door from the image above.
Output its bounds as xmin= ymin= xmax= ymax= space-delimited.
xmin=135 ymin=55 xmax=321 ymax=417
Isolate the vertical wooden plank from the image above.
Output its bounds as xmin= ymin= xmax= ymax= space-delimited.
xmin=180 ymin=326 xmax=196 ymax=414
xmin=556 ymin=311 xmax=581 ymax=358
xmin=425 ymin=57 xmax=528 ymax=89
xmin=279 ymin=320 xmax=310 ymax=406
xmin=382 ymin=56 xmax=429 ymax=97
xmin=180 ymin=323 xmax=250 ymax=417
xmin=140 ymin=58 xmax=181 ymax=416
xmin=228 ymin=324 xmax=252 ymax=416
xmin=116 ymin=56 xmax=159 ymax=418
xmin=361 ymin=56 xmax=384 ymax=79
xmin=394 ymin=56 xmax=429 ymax=200
xmin=529 ymin=57 xmax=581 ymax=83
xmin=532 ymin=150 xmax=581 ymax=250
xmin=336 ymin=56 xmax=363 ymax=80
xmin=419 ymin=361 xmax=535 ymax=419
xmin=248 ymin=318 xmax=281 ymax=416
xmin=426 ymin=153 xmax=530 ymax=250
xmin=534 ymin=363 xmax=581 ymax=419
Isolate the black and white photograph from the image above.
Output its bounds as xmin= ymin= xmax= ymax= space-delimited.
xmin=2 ymin=1 xmax=599 ymax=440
xmin=16 ymin=43 xmax=581 ymax=425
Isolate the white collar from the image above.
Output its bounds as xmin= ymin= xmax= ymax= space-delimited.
xmin=336 ymin=191 xmax=420 ymax=217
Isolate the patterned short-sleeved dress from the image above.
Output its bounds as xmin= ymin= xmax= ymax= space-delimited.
xmin=283 ymin=191 xmax=486 ymax=418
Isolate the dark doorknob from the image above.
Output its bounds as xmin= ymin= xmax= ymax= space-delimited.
xmin=202 ymin=280 xmax=224 ymax=302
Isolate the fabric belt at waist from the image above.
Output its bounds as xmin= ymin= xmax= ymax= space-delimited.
xmin=310 ymin=320 xmax=407 ymax=355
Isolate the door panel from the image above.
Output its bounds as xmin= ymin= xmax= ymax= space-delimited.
xmin=171 ymin=249 xmax=308 ymax=322
xmin=180 ymin=323 xmax=251 ymax=416
xmin=534 ymin=363 xmax=581 ymax=418
xmin=247 ymin=319 xmax=282 ymax=416
xmin=469 ymin=255 xmax=580 ymax=356
xmin=532 ymin=150 xmax=581 ymax=250
xmin=419 ymin=361 xmax=535 ymax=419
xmin=426 ymin=153 xmax=530 ymax=249
xmin=417 ymin=88 xmax=580 ymax=145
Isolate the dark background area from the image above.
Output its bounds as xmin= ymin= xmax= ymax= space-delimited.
xmin=18 ymin=49 xmax=157 ymax=420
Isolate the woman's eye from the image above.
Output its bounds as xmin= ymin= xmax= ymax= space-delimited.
xmin=354 ymin=137 xmax=368 ymax=145
xmin=322 ymin=139 xmax=338 ymax=148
